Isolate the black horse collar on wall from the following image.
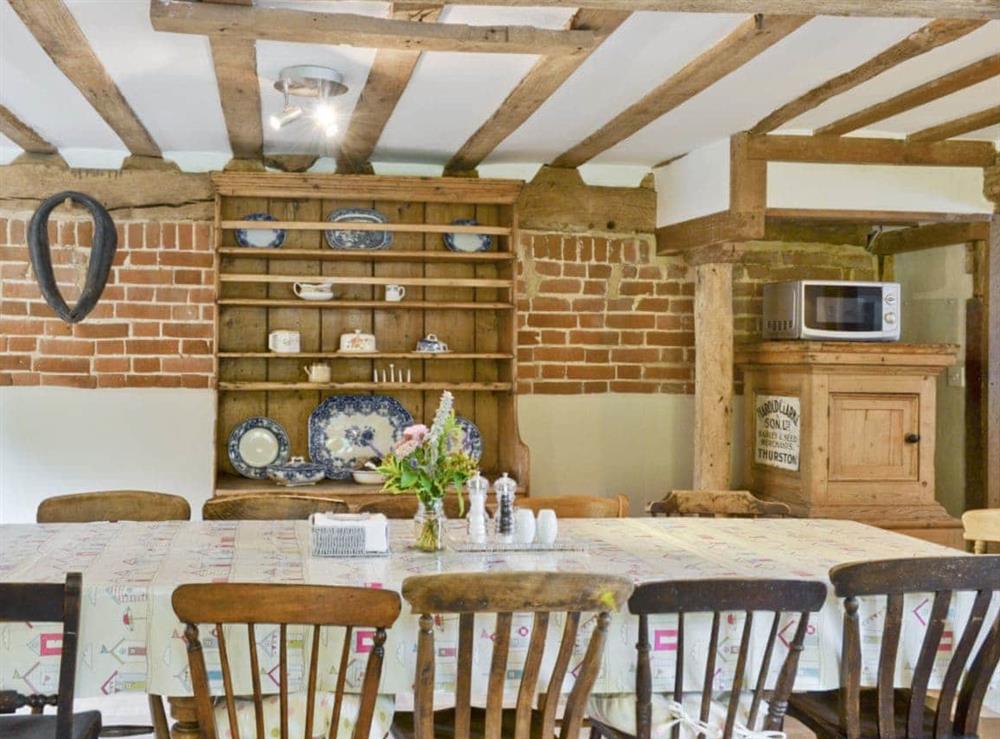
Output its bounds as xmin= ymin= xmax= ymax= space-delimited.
xmin=28 ymin=191 xmax=117 ymax=324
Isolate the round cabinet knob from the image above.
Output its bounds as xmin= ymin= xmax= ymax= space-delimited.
xmin=884 ymin=312 xmax=897 ymax=324
xmin=885 ymin=294 xmax=896 ymax=305
xmin=905 ymin=433 xmax=921 ymax=443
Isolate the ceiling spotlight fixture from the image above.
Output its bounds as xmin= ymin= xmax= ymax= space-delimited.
xmin=271 ymin=65 xmax=348 ymax=138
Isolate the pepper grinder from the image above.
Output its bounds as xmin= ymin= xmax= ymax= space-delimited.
xmin=466 ymin=472 xmax=489 ymax=543
xmin=494 ymin=472 xmax=517 ymax=542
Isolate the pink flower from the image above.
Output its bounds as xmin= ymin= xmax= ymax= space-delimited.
xmin=402 ymin=424 xmax=429 ymax=441
xmin=393 ymin=439 xmax=420 ymax=458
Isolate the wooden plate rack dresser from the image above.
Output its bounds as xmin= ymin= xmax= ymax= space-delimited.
xmin=210 ymin=173 xmax=529 ymax=502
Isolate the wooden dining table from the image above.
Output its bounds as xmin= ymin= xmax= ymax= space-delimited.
xmin=2 ymin=516 xmax=998 ymax=738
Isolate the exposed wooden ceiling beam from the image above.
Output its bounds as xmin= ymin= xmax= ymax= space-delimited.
xmin=551 ymin=14 xmax=811 ymax=169
xmin=445 ymin=9 xmax=630 ymax=173
xmin=336 ymin=4 xmax=442 ymax=175
xmin=749 ymin=134 xmax=996 ymax=166
xmin=907 ymin=105 xmax=1000 ymax=142
xmin=751 ymin=19 xmax=985 ymax=134
xmin=399 ymin=1 xmax=1000 ymax=20
xmin=816 ymin=53 xmax=1000 ymax=136
xmin=870 ymin=221 xmax=990 ymax=255
xmin=0 ymin=105 xmax=57 ymax=155
xmin=210 ymin=37 xmax=263 ymax=160
xmin=9 ymin=0 xmax=161 ymax=158
xmin=149 ymin=0 xmax=598 ymax=56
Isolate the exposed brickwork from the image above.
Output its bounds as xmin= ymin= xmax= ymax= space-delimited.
xmin=516 ymin=232 xmax=878 ymax=395
xmin=0 ymin=212 xmax=214 ymax=389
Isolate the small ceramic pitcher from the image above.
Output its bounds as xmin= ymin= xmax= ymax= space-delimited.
xmin=303 ymin=363 xmax=331 ymax=383
xmin=293 ymin=282 xmax=335 ymax=301
xmin=384 ymin=284 xmax=406 ymax=302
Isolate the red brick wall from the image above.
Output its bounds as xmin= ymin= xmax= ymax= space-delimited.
xmin=0 ymin=212 xmax=214 ymax=388
xmin=515 ymin=232 xmax=878 ymax=395
xmin=0 ymin=211 xmax=876 ymax=393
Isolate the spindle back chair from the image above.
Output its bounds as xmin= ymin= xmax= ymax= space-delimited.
xmin=398 ymin=571 xmax=633 ymax=739
xmin=962 ymin=509 xmax=1000 ymax=554
xmin=201 ymin=494 xmax=348 ymax=520
xmin=0 ymin=573 xmax=101 ymax=739
xmin=172 ymin=583 xmax=401 ymax=739
xmin=788 ymin=556 xmax=1000 ymax=739
xmin=647 ymin=490 xmax=790 ymax=518
xmin=37 ymin=490 xmax=191 ymax=523
xmin=515 ymin=495 xmax=630 ymax=518
xmin=590 ymin=578 xmax=827 ymax=739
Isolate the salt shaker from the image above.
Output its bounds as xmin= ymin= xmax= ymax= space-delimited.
xmin=494 ymin=472 xmax=517 ymax=542
xmin=466 ymin=472 xmax=489 ymax=543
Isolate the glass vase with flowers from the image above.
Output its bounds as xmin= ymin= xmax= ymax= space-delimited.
xmin=376 ymin=391 xmax=477 ymax=551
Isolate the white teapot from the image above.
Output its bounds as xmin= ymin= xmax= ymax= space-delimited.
xmin=303 ymin=363 xmax=331 ymax=383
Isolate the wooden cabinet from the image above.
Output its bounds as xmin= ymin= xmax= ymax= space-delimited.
xmin=210 ymin=173 xmax=529 ymax=502
xmin=737 ymin=342 xmax=960 ymax=546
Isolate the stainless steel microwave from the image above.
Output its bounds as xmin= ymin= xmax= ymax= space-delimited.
xmin=762 ymin=280 xmax=900 ymax=341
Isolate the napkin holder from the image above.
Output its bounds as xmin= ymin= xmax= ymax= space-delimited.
xmin=310 ymin=512 xmax=389 ymax=557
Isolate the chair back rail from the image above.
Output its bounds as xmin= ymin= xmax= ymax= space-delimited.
xmin=201 ymin=494 xmax=348 ymax=520
xmin=172 ymin=584 xmax=401 ymax=739
xmin=401 ymin=571 xmax=633 ymax=739
xmin=0 ymin=573 xmax=82 ymax=739
xmin=37 ymin=490 xmax=191 ymax=523
xmin=624 ymin=578 xmax=827 ymax=739
xmin=514 ymin=495 xmax=630 ymax=518
xmin=830 ymin=556 xmax=1000 ymax=739
xmin=648 ymin=490 xmax=790 ymax=518
xmin=357 ymin=495 xmax=468 ymax=519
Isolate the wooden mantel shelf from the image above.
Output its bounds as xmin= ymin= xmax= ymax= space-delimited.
xmin=737 ymin=341 xmax=959 ymax=370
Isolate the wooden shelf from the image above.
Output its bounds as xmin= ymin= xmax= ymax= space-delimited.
xmin=219 ymin=274 xmax=512 ymax=288
xmin=219 ymin=381 xmax=513 ymax=392
xmin=221 ymin=220 xmax=511 ymax=236
xmin=218 ymin=248 xmax=514 ymax=263
xmin=218 ymin=299 xmax=514 ymax=310
xmin=219 ymin=352 xmax=513 ymax=360
xmin=215 ymin=474 xmax=382 ymax=496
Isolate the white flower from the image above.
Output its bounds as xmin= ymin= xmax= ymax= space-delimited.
xmin=427 ymin=391 xmax=453 ymax=445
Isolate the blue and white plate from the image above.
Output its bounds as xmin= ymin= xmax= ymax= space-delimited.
xmin=235 ymin=212 xmax=286 ymax=249
xmin=325 ymin=208 xmax=393 ymax=250
xmin=308 ymin=395 xmax=413 ymax=480
xmin=452 ymin=416 xmax=483 ymax=462
xmin=228 ymin=416 xmax=290 ymax=479
xmin=444 ymin=219 xmax=493 ymax=253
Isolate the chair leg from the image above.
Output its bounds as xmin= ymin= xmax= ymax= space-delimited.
xmin=589 ymin=725 xmax=603 ymax=739
xmin=150 ymin=695 xmax=170 ymax=739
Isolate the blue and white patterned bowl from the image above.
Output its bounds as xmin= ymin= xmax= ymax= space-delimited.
xmin=308 ymin=395 xmax=413 ymax=479
xmin=235 ymin=212 xmax=286 ymax=249
xmin=325 ymin=208 xmax=393 ymax=251
xmin=266 ymin=456 xmax=327 ymax=487
xmin=444 ymin=219 xmax=493 ymax=253
xmin=228 ymin=416 xmax=290 ymax=479
xmin=453 ymin=416 xmax=483 ymax=462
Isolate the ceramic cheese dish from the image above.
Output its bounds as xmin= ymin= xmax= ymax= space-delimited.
xmin=339 ymin=329 xmax=376 ymax=353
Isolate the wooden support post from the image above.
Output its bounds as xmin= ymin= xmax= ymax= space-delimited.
xmin=989 ymin=216 xmax=1000 ymax=508
xmin=967 ymin=239 xmax=988 ymax=510
xmin=693 ymin=261 xmax=734 ymax=490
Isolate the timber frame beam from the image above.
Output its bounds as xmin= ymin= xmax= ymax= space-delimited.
xmin=869 ymin=221 xmax=990 ymax=255
xmin=746 ymin=134 xmax=996 ymax=168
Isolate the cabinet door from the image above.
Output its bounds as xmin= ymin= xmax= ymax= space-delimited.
xmin=828 ymin=393 xmax=920 ymax=481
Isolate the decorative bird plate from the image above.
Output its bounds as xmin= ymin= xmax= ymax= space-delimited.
xmin=325 ymin=208 xmax=393 ymax=250
xmin=308 ymin=395 xmax=413 ymax=479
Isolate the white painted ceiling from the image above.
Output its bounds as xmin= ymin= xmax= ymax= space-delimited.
xmin=0 ymin=1 xmax=997 ymax=176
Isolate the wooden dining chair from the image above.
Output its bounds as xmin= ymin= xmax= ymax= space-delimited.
xmin=173 ymin=582 xmax=401 ymax=739
xmin=589 ymin=578 xmax=827 ymax=739
xmin=201 ymin=493 xmax=349 ymax=520
xmin=647 ymin=490 xmax=790 ymax=518
xmin=392 ymin=571 xmax=634 ymax=739
xmin=516 ymin=494 xmax=630 ymax=518
xmin=35 ymin=491 xmax=188 ymax=739
xmin=357 ymin=495 xmax=468 ymax=519
xmin=962 ymin=508 xmax=1000 ymax=553
xmin=787 ymin=555 xmax=1000 ymax=739
xmin=37 ymin=490 xmax=191 ymax=523
xmin=0 ymin=573 xmax=102 ymax=739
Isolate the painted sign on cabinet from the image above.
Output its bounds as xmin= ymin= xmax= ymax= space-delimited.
xmin=754 ymin=394 xmax=801 ymax=471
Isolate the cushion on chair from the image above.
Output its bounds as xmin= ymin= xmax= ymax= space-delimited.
xmin=212 ymin=691 xmax=394 ymax=739
xmin=0 ymin=711 xmax=102 ymax=739
xmin=787 ymin=688 xmax=939 ymax=739
xmin=588 ymin=693 xmax=774 ymax=739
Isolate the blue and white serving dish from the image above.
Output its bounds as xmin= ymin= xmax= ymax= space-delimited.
xmin=325 ymin=208 xmax=393 ymax=250
xmin=444 ymin=219 xmax=493 ymax=253
xmin=235 ymin=212 xmax=286 ymax=249
xmin=453 ymin=416 xmax=483 ymax=462
xmin=266 ymin=456 xmax=327 ymax=487
xmin=228 ymin=416 xmax=290 ymax=479
xmin=308 ymin=395 xmax=413 ymax=479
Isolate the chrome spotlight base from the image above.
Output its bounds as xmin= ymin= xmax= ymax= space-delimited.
xmin=274 ymin=65 xmax=348 ymax=98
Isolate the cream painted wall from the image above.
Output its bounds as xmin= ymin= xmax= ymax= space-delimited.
xmin=0 ymin=388 xmax=745 ymax=523
xmin=893 ymin=244 xmax=973 ymax=516
xmin=0 ymin=387 xmax=215 ymax=523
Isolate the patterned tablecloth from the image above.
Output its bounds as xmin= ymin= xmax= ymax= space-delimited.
xmin=1 ymin=518 xmax=997 ymax=713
